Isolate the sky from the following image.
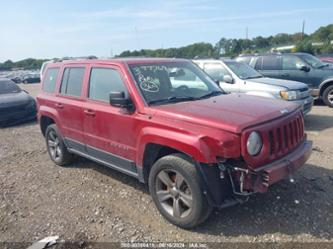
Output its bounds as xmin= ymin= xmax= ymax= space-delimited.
xmin=1 ymin=0 xmax=333 ymax=62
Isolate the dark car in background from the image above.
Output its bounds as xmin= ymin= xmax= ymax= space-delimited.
xmin=9 ymin=76 xmax=23 ymax=83
xmin=0 ymin=78 xmax=37 ymax=127
xmin=22 ymin=73 xmax=40 ymax=84
xmin=236 ymin=53 xmax=333 ymax=107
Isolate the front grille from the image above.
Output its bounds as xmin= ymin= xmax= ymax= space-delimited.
xmin=268 ymin=114 xmax=304 ymax=158
xmin=242 ymin=110 xmax=306 ymax=169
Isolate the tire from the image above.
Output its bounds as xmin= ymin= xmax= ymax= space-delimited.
xmin=45 ymin=124 xmax=74 ymax=166
xmin=323 ymin=85 xmax=333 ymax=108
xmin=148 ymin=153 xmax=212 ymax=228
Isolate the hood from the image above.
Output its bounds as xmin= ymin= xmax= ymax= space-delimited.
xmin=0 ymin=91 xmax=34 ymax=109
xmin=152 ymin=93 xmax=300 ymax=134
xmin=247 ymin=77 xmax=308 ymax=90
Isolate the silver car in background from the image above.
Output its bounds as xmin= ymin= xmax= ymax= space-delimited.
xmin=193 ymin=59 xmax=313 ymax=115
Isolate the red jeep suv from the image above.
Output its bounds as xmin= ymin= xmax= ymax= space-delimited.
xmin=37 ymin=58 xmax=312 ymax=228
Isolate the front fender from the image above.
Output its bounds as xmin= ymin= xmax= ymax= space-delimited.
xmin=136 ymin=127 xmax=210 ymax=166
xmin=136 ymin=127 xmax=241 ymax=167
xmin=319 ymin=78 xmax=333 ymax=94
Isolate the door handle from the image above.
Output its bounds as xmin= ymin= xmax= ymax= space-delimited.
xmin=84 ymin=109 xmax=96 ymax=117
xmin=281 ymin=73 xmax=290 ymax=77
xmin=55 ymin=103 xmax=64 ymax=109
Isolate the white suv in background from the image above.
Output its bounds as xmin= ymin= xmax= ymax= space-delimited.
xmin=193 ymin=59 xmax=313 ymax=115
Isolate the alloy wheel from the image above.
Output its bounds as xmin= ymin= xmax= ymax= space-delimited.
xmin=155 ymin=169 xmax=193 ymax=219
xmin=328 ymin=89 xmax=333 ymax=104
xmin=47 ymin=130 xmax=62 ymax=161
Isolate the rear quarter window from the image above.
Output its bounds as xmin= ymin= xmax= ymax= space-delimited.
xmin=43 ymin=68 xmax=59 ymax=93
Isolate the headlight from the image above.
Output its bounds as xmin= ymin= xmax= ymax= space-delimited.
xmin=247 ymin=131 xmax=263 ymax=156
xmin=280 ymin=90 xmax=299 ymax=100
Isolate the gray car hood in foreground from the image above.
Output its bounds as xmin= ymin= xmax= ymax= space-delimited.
xmin=247 ymin=77 xmax=308 ymax=90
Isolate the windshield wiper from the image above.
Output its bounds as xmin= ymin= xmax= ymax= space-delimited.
xmin=148 ymin=96 xmax=197 ymax=105
xmin=149 ymin=91 xmax=223 ymax=105
xmin=198 ymin=91 xmax=223 ymax=99
xmin=245 ymin=75 xmax=263 ymax=79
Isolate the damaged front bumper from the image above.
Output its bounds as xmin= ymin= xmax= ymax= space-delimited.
xmin=197 ymin=140 xmax=312 ymax=208
xmin=244 ymin=140 xmax=312 ymax=193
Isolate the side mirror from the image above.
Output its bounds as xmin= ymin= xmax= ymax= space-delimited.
xmin=109 ymin=91 xmax=132 ymax=109
xmin=296 ymin=64 xmax=310 ymax=72
xmin=223 ymin=75 xmax=234 ymax=84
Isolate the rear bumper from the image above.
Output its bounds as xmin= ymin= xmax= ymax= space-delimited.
xmin=247 ymin=140 xmax=312 ymax=193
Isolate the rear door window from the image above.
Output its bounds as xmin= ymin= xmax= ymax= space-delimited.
xmin=88 ymin=68 xmax=127 ymax=102
xmin=261 ymin=56 xmax=281 ymax=70
xmin=237 ymin=57 xmax=252 ymax=65
xmin=60 ymin=67 xmax=85 ymax=97
xmin=43 ymin=68 xmax=59 ymax=93
xmin=203 ymin=63 xmax=231 ymax=81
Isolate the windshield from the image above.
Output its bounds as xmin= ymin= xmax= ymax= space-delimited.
xmin=298 ymin=54 xmax=327 ymax=68
xmin=129 ymin=61 xmax=223 ymax=105
xmin=225 ymin=61 xmax=263 ymax=79
xmin=0 ymin=80 xmax=21 ymax=94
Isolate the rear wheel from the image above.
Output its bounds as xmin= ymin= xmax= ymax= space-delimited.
xmin=45 ymin=124 xmax=74 ymax=166
xmin=323 ymin=85 xmax=333 ymax=108
xmin=148 ymin=154 xmax=212 ymax=228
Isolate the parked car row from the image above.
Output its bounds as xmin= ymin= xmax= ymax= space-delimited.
xmin=36 ymin=57 xmax=312 ymax=228
xmin=236 ymin=52 xmax=333 ymax=107
xmin=0 ymin=78 xmax=37 ymax=127
xmin=1 ymin=70 xmax=40 ymax=84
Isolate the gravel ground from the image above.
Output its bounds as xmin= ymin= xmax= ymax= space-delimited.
xmin=0 ymin=84 xmax=332 ymax=245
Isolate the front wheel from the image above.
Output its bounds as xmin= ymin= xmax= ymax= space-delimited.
xmin=148 ymin=154 xmax=212 ymax=228
xmin=323 ymin=85 xmax=333 ymax=108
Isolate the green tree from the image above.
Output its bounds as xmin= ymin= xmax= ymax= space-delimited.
xmin=294 ymin=41 xmax=315 ymax=54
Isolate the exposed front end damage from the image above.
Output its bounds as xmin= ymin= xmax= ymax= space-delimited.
xmin=197 ymin=136 xmax=312 ymax=209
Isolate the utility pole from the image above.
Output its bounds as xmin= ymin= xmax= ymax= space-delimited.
xmin=301 ymin=20 xmax=305 ymax=40
xmin=246 ymin=26 xmax=248 ymax=40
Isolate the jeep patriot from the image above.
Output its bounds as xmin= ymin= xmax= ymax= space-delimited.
xmin=37 ymin=58 xmax=312 ymax=228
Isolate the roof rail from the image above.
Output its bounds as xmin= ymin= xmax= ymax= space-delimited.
xmin=238 ymin=53 xmax=259 ymax=57
xmin=193 ymin=56 xmax=216 ymax=60
xmin=53 ymin=56 xmax=98 ymax=62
